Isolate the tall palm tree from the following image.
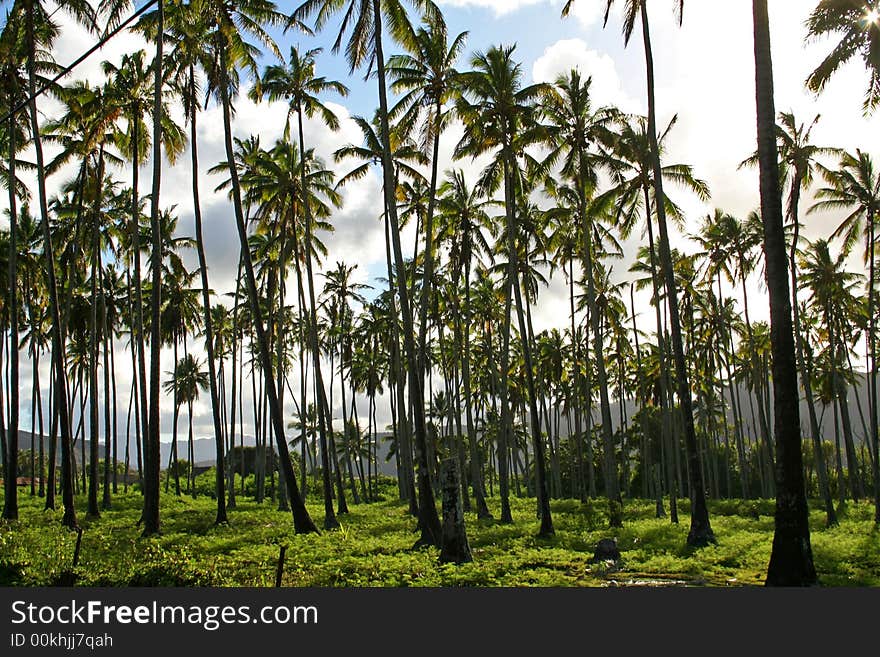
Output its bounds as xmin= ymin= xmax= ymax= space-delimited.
xmin=386 ymin=12 xmax=466 ymax=387
xmin=542 ymin=69 xmax=622 ymax=522
xmin=753 ymin=0 xmax=817 ymax=586
xmin=805 ymin=0 xmax=880 ymax=114
xmin=148 ymin=0 xmax=230 ymax=522
xmin=0 ymin=8 xmax=36 ymax=520
xmin=586 ymin=0 xmax=714 ymax=547
xmin=600 ymin=112 xmax=709 ymax=522
xmin=456 ymin=44 xmax=554 ymax=535
xmin=200 ymin=0 xmax=317 ymax=533
xmin=800 ymin=238 xmax=866 ymax=500
xmin=810 ymin=149 xmax=880 ymax=522
xmin=294 ymin=0 xmax=444 ymax=546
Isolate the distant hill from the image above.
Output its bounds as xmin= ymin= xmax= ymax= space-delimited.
xmin=11 ymin=429 xmax=399 ymax=477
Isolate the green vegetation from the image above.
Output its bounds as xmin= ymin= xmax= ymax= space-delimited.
xmin=2 ymin=486 xmax=877 ymax=587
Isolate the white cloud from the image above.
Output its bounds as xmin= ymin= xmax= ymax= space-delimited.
xmin=532 ymin=38 xmax=641 ymax=113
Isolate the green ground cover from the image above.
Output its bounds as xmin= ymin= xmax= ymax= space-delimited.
xmin=2 ymin=483 xmax=878 ymax=587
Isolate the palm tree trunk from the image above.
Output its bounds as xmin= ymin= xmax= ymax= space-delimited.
xmin=570 ymin=259 xmax=586 ymax=500
xmin=102 ymin=260 xmax=113 ymax=509
xmin=643 ymin=184 xmax=678 ymax=521
xmin=142 ymin=0 xmax=165 ymax=536
xmin=228 ymin=256 xmax=242 ymax=508
xmin=753 ymin=0 xmax=816 ymax=585
xmin=3 ymin=107 xmax=19 ymax=520
xmin=867 ymin=209 xmax=879 ymax=524
xmin=458 ymin=257 xmax=490 ymax=517
xmin=640 ymin=2 xmax=709 ymax=544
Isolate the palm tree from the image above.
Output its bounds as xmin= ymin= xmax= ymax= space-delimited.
xmin=164 ymin=354 xmax=209 ymax=495
xmin=601 ymin=112 xmax=709 ymax=521
xmin=150 ymin=0 xmax=230 ymax=523
xmin=800 ymin=238 xmax=866 ymax=502
xmin=0 ymin=8 xmax=36 ymax=520
xmin=584 ymin=0 xmax=713 ymax=546
xmin=386 ymin=12 xmax=466 ymax=388
xmin=456 ymin=44 xmax=554 ymax=535
xmin=753 ymin=0 xmax=817 ymax=586
xmin=805 ymin=0 xmax=880 ymax=114
xmin=295 ymin=0 xmax=444 ymax=546
xmin=542 ymin=69 xmax=622 ymax=522
xmin=200 ymin=0 xmax=317 ymax=534
xmin=810 ymin=149 xmax=880 ymax=522
xmin=335 ymin=112 xmax=426 ymax=516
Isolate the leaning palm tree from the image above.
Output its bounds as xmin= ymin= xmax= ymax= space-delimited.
xmin=199 ymin=0 xmax=317 ymax=534
xmin=753 ymin=0 xmax=817 ymax=586
xmin=810 ymin=148 xmax=880 ymax=523
xmin=294 ymin=0 xmax=443 ymax=546
xmin=805 ymin=0 xmax=880 ymax=114
xmin=571 ymin=0 xmax=714 ymax=546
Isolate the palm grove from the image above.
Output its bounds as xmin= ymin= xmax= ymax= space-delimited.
xmin=0 ymin=0 xmax=878 ymax=585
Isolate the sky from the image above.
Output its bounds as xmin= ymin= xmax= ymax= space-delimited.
xmin=3 ymin=0 xmax=879 ymax=451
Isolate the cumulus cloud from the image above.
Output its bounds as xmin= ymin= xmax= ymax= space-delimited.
xmin=532 ymin=38 xmax=641 ymax=113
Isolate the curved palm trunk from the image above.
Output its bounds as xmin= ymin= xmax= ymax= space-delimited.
xmin=218 ymin=55 xmax=317 ymax=534
xmin=188 ymin=71 xmax=227 ymax=523
xmin=372 ymin=0 xmax=441 ymax=546
xmin=640 ymin=2 xmax=710 ymax=545
xmin=26 ymin=0 xmax=76 ymax=529
xmin=753 ymin=0 xmax=816 ymax=586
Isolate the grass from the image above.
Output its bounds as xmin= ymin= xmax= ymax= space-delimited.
xmin=1 ymin=484 xmax=878 ymax=587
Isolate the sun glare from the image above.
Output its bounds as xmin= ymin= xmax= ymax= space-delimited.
xmin=866 ymin=8 xmax=880 ymax=24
